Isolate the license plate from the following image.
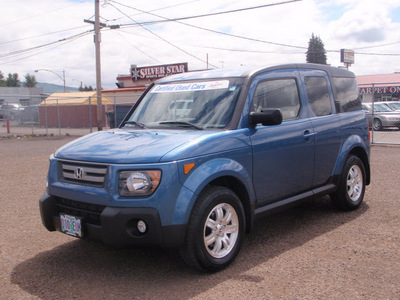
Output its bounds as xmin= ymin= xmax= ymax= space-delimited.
xmin=60 ymin=214 xmax=83 ymax=238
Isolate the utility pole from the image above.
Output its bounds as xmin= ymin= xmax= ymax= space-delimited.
xmin=95 ymin=0 xmax=103 ymax=131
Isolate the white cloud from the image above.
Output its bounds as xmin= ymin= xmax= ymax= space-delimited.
xmin=0 ymin=0 xmax=400 ymax=89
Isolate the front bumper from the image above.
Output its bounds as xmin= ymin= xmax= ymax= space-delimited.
xmin=39 ymin=192 xmax=186 ymax=248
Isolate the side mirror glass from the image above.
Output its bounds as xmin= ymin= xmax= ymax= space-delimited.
xmin=249 ymin=108 xmax=283 ymax=127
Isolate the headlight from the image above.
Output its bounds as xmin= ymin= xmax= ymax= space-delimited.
xmin=119 ymin=170 xmax=161 ymax=196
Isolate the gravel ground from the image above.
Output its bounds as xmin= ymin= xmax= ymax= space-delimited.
xmin=0 ymin=136 xmax=399 ymax=299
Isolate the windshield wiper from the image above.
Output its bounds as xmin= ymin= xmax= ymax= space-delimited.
xmin=124 ymin=121 xmax=147 ymax=129
xmin=159 ymin=121 xmax=204 ymax=130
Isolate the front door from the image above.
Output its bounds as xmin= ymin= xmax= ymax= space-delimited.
xmin=249 ymin=71 xmax=315 ymax=206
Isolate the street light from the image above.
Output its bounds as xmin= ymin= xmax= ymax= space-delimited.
xmin=34 ymin=69 xmax=66 ymax=92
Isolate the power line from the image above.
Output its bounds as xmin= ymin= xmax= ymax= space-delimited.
xmin=0 ymin=30 xmax=93 ymax=59
xmin=111 ymin=0 xmax=308 ymax=51
xmin=106 ymin=0 xmax=203 ymax=22
xmin=0 ymin=0 xmax=87 ymax=28
xmin=356 ymin=52 xmax=400 ymax=56
xmin=0 ymin=31 xmax=92 ymax=66
xmin=109 ymin=2 xmax=218 ymax=68
xmin=0 ymin=26 xmax=91 ymax=46
xmin=115 ymin=31 xmax=162 ymax=63
xmin=0 ymin=33 xmax=90 ymax=65
xmin=111 ymin=0 xmax=302 ymax=27
xmin=353 ymin=41 xmax=400 ymax=51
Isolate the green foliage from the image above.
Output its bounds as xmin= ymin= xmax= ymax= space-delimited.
xmin=6 ymin=73 xmax=21 ymax=87
xmin=0 ymin=71 xmax=6 ymax=87
xmin=0 ymin=70 xmax=38 ymax=88
xmin=23 ymin=73 xmax=37 ymax=88
xmin=306 ymin=33 xmax=327 ymax=65
xmin=79 ymin=85 xmax=94 ymax=91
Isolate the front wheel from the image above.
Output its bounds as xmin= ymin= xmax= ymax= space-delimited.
xmin=180 ymin=186 xmax=245 ymax=272
xmin=373 ymin=118 xmax=383 ymax=131
xmin=331 ymin=155 xmax=366 ymax=211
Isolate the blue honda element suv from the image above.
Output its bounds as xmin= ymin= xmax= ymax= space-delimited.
xmin=40 ymin=64 xmax=371 ymax=272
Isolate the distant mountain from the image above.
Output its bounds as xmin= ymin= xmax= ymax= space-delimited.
xmin=37 ymin=82 xmax=79 ymax=94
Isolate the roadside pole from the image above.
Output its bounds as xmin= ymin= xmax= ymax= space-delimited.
xmin=95 ymin=0 xmax=102 ymax=131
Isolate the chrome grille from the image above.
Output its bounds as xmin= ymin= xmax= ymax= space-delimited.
xmin=59 ymin=161 xmax=108 ymax=186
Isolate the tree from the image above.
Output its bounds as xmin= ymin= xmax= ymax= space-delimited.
xmin=306 ymin=34 xmax=327 ymax=65
xmin=23 ymin=73 xmax=37 ymax=88
xmin=6 ymin=73 xmax=21 ymax=87
xmin=79 ymin=85 xmax=94 ymax=91
xmin=0 ymin=71 xmax=6 ymax=87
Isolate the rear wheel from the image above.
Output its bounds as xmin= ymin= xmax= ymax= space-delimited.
xmin=331 ymin=155 xmax=366 ymax=211
xmin=180 ymin=186 xmax=245 ymax=272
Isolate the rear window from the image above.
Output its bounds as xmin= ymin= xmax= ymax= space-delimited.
xmin=333 ymin=77 xmax=361 ymax=112
xmin=304 ymin=76 xmax=332 ymax=116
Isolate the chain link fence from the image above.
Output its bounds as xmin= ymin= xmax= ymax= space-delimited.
xmin=0 ymin=93 xmax=138 ymax=137
xmin=359 ymin=82 xmax=400 ymax=145
xmin=2 ymin=88 xmax=400 ymax=145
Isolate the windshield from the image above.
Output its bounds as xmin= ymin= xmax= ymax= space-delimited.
xmin=126 ymin=78 xmax=244 ymax=129
xmin=387 ymin=102 xmax=400 ymax=110
xmin=374 ymin=103 xmax=393 ymax=112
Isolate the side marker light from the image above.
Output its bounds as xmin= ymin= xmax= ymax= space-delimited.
xmin=184 ymin=163 xmax=195 ymax=175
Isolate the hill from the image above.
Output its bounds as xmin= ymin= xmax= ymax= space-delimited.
xmin=37 ymin=82 xmax=79 ymax=94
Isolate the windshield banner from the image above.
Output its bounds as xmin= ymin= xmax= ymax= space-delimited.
xmin=151 ymin=80 xmax=229 ymax=93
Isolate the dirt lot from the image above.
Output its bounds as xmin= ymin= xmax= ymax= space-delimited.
xmin=0 ymin=136 xmax=399 ymax=299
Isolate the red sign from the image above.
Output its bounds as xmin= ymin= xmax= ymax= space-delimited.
xmin=359 ymin=86 xmax=400 ymax=94
xmin=131 ymin=63 xmax=188 ymax=81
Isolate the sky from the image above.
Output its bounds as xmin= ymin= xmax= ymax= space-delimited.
xmin=0 ymin=0 xmax=400 ymax=89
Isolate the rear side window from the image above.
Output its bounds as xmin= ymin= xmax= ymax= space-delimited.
xmin=304 ymin=76 xmax=332 ymax=116
xmin=333 ymin=77 xmax=362 ymax=112
xmin=252 ymin=79 xmax=300 ymax=121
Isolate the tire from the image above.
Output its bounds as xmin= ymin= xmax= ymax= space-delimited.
xmin=373 ymin=118 xmax=383 ymax=131
xmin=331 ymin=155 xmax=366 ymax=211
xmin=179 ymin=186 xmax=245 ymax=272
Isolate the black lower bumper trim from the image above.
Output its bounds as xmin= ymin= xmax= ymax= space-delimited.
xmin=39 ymin=192 xmax=186 ymax=248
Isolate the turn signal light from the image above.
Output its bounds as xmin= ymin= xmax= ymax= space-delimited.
xmin=184 ymin=163 xmax=195 ymax=175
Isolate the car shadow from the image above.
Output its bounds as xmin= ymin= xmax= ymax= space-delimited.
xmin=11 ymin=196 xmax=368 ymax=299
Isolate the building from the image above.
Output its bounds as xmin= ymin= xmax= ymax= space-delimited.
xmin=357 ymin=73 xmax=400 ymax=102
xmin=0 ymin=87 xmax=43 ymax=106
xmin=113 ymin=62 xmax=189 ymax=104
xmin=39 ymin=91 xmax=113 ymax=128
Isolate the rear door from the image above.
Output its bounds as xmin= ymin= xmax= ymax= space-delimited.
xmin=299 ymin=69 xmax=342 ymax=187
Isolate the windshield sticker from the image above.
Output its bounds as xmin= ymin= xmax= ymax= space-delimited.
xmin=151 ymin=80 xmax=230 ymax=93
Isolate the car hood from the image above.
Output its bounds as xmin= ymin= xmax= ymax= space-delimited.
xmin=55 ymin=129 xmax=214 ymax=164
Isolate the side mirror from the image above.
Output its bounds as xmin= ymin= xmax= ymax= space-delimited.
xmin=249 ymin=108 xmax=283 ymax=127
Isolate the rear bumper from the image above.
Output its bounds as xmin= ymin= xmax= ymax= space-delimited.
xmin=39 ymin=192 xmax=186 ymax=248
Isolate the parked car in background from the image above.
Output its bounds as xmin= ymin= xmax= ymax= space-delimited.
xmin=362 ymin=102 xmax=400 ymax=130
xmin=16 ymin=105 xmax=39 ymax=125
xmin=380 ymin=101 xmax=400 ymax=112
xmin=0 ymin=103 xmax=21 ymax=120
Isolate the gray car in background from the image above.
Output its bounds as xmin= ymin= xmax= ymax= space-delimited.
xmin=362 ymin=102 xmax=400 ymax=130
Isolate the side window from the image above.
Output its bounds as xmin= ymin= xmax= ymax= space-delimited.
xmin=252 ymin=79 xmax=300 ymax=121
xmin=304 ymin=76 xmax=332 ymax=116
xmin=333 ymin=77 xmax=362 ymax=112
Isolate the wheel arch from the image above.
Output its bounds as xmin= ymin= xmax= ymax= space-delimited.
xmin=335 ymin=145 xmax=370 ymax=186
xmin=175 ymin=157 xmax=256 ymax=233
xmin=334 ymin=135 xmax=371 ymax=186
xmin=348 ymin=146 xmax=371 ymax=185
xmin=207 ymin=176 xmax=254 ymax=233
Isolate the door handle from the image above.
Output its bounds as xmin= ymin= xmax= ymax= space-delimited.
xmin=303 ymin=130 xmax=316 ymax=141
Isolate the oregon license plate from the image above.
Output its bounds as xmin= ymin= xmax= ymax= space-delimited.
xmin=60 ymin=214 xmax=83 ymax=238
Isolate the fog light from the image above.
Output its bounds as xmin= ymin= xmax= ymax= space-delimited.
xmin=137 ymin=220 xmax=147 ymax=233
